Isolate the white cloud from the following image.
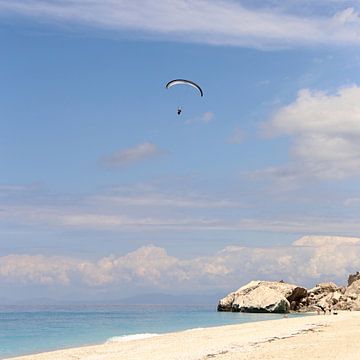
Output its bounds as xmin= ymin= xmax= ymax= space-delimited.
xmin=100 ymin=142 xmax=166 ymax=167
xmin=3 ymin=202 xmax=360 ymax=234
xmin=333 ymin=7 xmax=360 ymax=24
xmin=0 ymin=247 xmax=196 ymax=289
xmin=1 ymin=1 xmax=360 ymax=48
xmin=185 ymin=111 xmax=215 ymax=124
xmin=260 ymin=85 xmax=360 ymax=180
xmin=1 ymin=236 xmax=360 ymax=290
xmin=78 ymin=246 xmax=185 ymax=287
xmin=93 ymin=193 xmax=237 ymax=208
xmin=267 ymin=87 xmax=360 ymax=137
xmin=0 ymin=255 xmax=76 ymax=285
xmin=2 ymin=182 xmax=360 ymax=237
xmin=293 ymin=235 xmax=360 ymax=247
xmin=0 ymin=184 xmax=243 ymax=232
xmin=292 ymin=236 xmax=360 ymax=279
xmin=0 ymin=203 xmax=228 ymax=230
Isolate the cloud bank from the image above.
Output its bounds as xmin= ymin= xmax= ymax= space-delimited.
xmin=1 ymin=1 xmax=360 ymax=48
xmin=2 ymin=183 xmax=360 ymax=235
xmin=1 ymin=236 xmax=360 ymax=292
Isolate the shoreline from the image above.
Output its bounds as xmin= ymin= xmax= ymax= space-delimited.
xmin=5 ymin=311 xmax=360 ymax=360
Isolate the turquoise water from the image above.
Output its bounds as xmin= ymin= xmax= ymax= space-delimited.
xmin=0 ymin=305 xmax=305 ymax=359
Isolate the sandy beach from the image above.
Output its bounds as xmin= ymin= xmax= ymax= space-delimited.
xmin=7 ymin=311 xmax=360 ymax=360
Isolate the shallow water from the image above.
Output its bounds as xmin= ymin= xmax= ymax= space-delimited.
xmin=0 ymin=305 xmax=307 ymax=359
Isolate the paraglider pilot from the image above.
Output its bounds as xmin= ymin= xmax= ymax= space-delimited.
xmin=165 ymin=79 xmax=203 ymax=116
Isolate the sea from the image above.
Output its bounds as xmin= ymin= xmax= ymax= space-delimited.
xmin=0 ymin=304 xmax=307 ymax=359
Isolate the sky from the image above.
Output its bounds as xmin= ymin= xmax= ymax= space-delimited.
xmin=2 ymin=0 xmax=360 ymax=302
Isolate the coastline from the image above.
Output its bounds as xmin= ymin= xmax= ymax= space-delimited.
xmin=6 ymin=311 xmax=360 ymax=360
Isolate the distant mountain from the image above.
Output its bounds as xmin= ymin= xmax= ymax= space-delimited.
xmin=116 ymin=292 xmax=224 ymax=305
xmin=0 ymin=293 xmax=225 ymax=306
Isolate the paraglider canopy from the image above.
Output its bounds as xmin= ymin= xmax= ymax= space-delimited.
xmin=165 ymin=79 xmax=204 ymax=97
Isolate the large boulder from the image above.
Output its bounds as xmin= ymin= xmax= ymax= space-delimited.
xmin=287 ymin=287 xmax=308 ymax=310
xmin=232 ymin=286 xmax=290 ymax=313
xmin=218 ymin=281 xmax=301 ymax=313
xmin=288 ymin=287 xmax=308 ymax=302
xmin=308 ymin=282 xmax=338 ymax=295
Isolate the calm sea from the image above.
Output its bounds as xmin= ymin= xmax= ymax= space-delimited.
xmin=0 ymin=305 xmax=305 ymax=359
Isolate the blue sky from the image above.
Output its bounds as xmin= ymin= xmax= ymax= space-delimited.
xmin=2 ymin=1 xmax=360 ymax=301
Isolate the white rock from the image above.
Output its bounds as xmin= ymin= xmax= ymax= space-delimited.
xmin=218 ymin=281 xmax=296 ymax=313
xmin=233 ymin=286 xmax=290 ymax=313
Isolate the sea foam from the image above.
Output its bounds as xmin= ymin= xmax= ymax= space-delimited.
xmin=106 ymin=333 xmax=159 ymax=343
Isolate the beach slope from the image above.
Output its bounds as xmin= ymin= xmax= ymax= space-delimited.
xmin=7 ymin=312 xmax=360 ymax=360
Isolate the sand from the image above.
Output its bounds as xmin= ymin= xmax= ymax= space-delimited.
xmin=6 ymin=311 xmax=360 ymax=360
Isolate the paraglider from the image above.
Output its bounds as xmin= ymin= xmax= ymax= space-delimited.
xmin=166 ymin=79 xmax=203 ymax=115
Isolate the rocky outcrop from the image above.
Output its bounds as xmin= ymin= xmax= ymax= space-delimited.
xmin=217 ymin=292 xmax=236 ymax=311
xmin=331 ymin=279 xmax=360 ymax=310
xmin=346 ymin=279 xmax=360 ymax=297
xmin=306 ymin=282 xmax=340 ymax=309
xmin=218 ymin=281 xmax=307 ymax=313
xmin=218 ymin=272 xmax=360 ymax=313
xmin=348 ymin=272 xmax=360 ymax=286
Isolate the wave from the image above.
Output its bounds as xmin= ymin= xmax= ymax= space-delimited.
xmin=106 ymin=327 xmax=209 ymax=343
xmin=106 ymin=333 xmax=159 ymax=343
xmin=185 ymin=327 xmax=205 ymax=332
